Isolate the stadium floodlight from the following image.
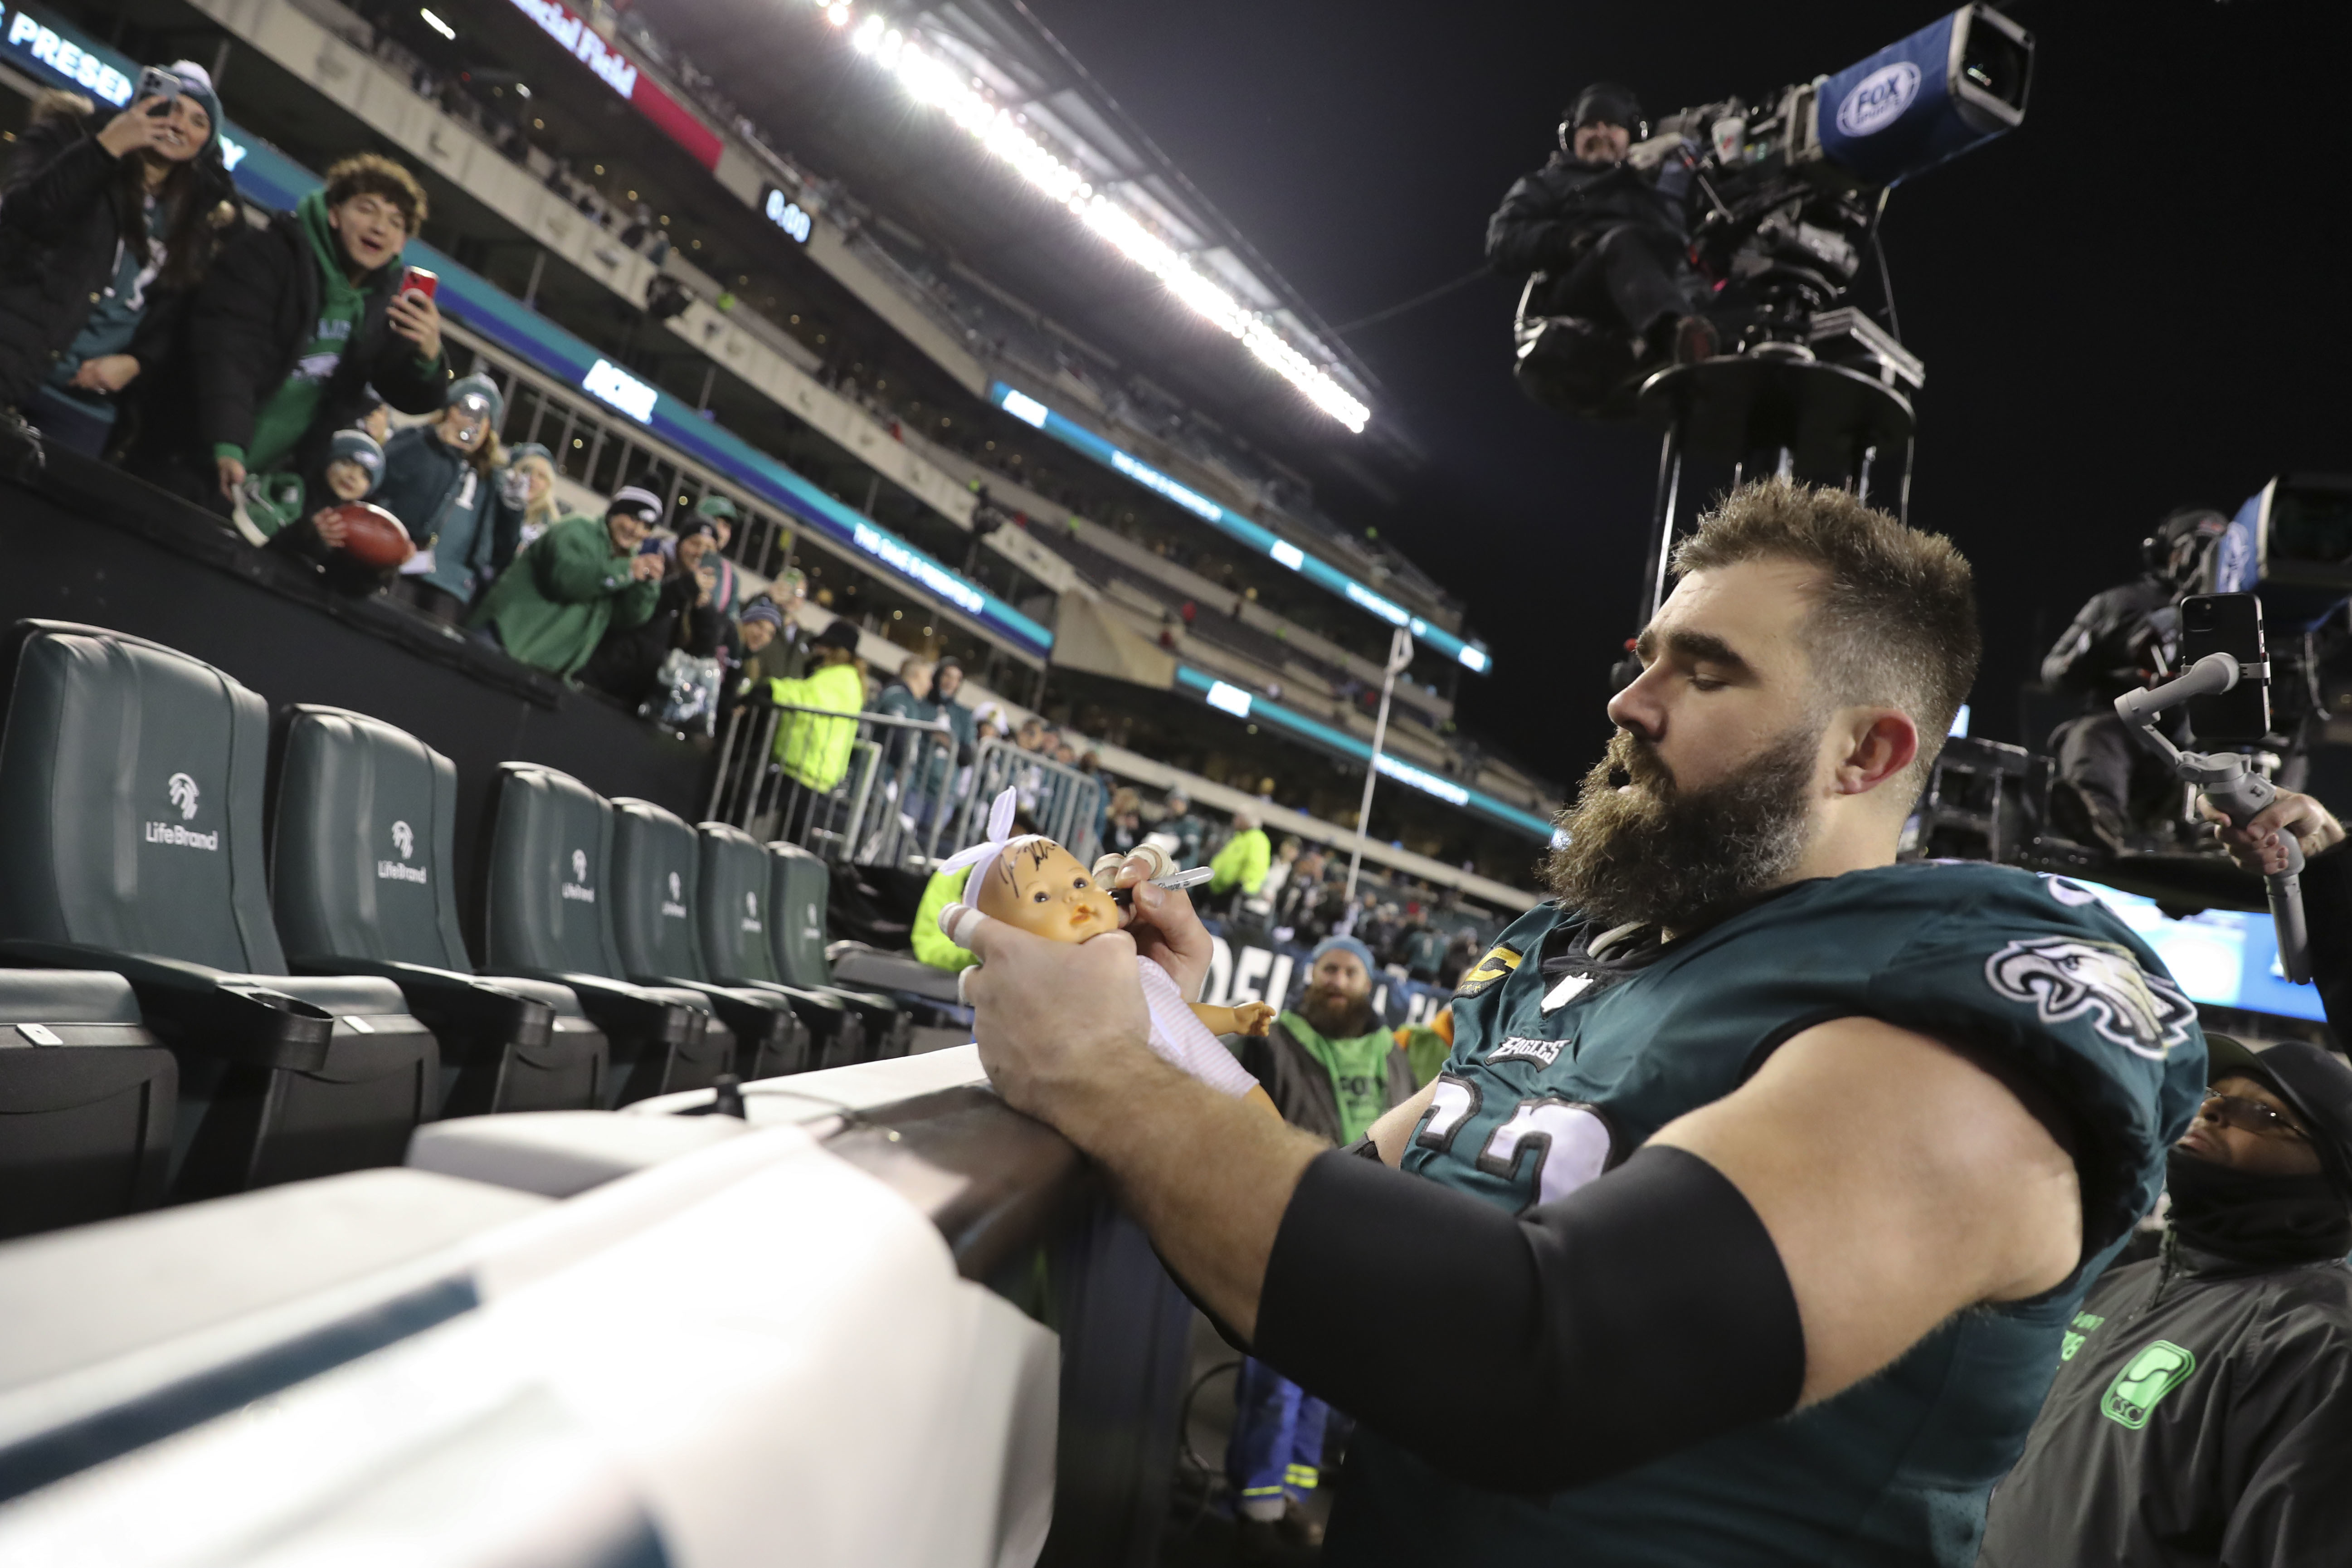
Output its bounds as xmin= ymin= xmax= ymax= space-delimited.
xmin=837 ymin=5 xmax=1371 ymax=434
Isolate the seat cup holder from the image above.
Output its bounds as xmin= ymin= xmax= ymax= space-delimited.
xmin=198 ymin=985 xmax=338 ymax=1072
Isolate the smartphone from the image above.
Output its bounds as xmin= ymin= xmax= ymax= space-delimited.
xmin=134 ymin=67 xmax=182 ymax=113
xmin=2178 ymin=592 xmax=2269 ymax=742
xmin=398 ymin=266 xmax=439 ymax=302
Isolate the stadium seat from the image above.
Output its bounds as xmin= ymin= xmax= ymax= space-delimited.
xmin=0 ymin=622 xmax=437 ymax=1200
xmin=765 ymin=840 xmax=913 ymax=1060
xmin=269 ymin=706 xmax=610 ymax=1116
xmin=606 ymin=798 xmax=808 ymax=1079
xmin=0 ymin=971 xmax=175 ymax=1241
xmin=478 ymin=763 xmax=729 ymax=1105
xmin=693 ymin=822 xmax=867 ymax=1071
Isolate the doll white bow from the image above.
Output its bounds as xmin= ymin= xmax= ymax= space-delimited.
xmin=935 ymin=785 xmax=1047 ymax=877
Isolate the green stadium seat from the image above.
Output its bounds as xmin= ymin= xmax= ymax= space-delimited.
xmin=478 ymin=764 xmax=728 ymax=1105
xmin=0 ymin=623 xmax=433 ymax=1199
xmin=269 ymin=706 xmax=609 ymax=1115
xmin=692 ymin=821 xmax=866 ymax=1071
xmin=607 ymin=798 xmax=808 ymax=1079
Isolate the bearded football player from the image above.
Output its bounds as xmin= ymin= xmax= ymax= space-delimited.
xmin=953 ymin=479 xmax=2206 ymax=1567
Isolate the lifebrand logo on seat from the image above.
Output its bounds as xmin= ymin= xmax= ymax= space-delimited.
xmin=742 ymin=891 xmax=761 ymax=934
xmin=562 ymin=847 xmax=595 ymax=903
xmin=660 ymin=871 xmax=687 ymax=919
xmin=145 ymin=771 xmax=219 ymax=851
xmin=378 ymin=818 xmax=427 ymax=884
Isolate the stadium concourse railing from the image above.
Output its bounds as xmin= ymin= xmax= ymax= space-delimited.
xmin=708 ymin=707 xmax=1105 ymax=871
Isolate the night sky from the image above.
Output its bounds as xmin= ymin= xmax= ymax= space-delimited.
xmin=1019 ymin=0 xmax=2352 ymax=789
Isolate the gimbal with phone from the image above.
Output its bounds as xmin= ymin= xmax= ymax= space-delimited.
xmin=2114 ymin=652 xmax=2311 ymax=983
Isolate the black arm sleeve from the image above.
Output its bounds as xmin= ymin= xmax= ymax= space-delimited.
xmin=1253 ymin=1144 xmax=1804 ymax=1494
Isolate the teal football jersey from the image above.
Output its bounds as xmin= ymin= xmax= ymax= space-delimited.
xmin=1334 ymin=861 xmax=2208 ymax=1568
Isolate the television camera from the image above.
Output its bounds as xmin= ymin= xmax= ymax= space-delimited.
xmin=1637 ymin=4 xmax=2034 ymax=354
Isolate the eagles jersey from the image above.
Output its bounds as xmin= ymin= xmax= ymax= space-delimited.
xmin=1331 ymin=861 xmax=2207 ymax=1568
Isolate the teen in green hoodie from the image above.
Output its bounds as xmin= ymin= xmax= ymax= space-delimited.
xmin=132 ymin=153 xmax=447 ymax=516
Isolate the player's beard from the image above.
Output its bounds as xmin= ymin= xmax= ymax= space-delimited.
xmin=1298 ymin=982 xmax=1381 ymax=1040
xmin=1543 ymin=721 xmax=1821 ymax=933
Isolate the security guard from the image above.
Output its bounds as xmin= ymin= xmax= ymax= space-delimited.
xmin=1980 ymin=1036 xmax=2352 ymax=1566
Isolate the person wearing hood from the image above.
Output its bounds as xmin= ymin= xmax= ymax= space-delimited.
xmin=379 ymin=373 xmax=512 ymax=622
xmin=131 ymin=151 xmax=448 ymax=509
xmin=467 ymin=484 xmax=665 ymax=677
xmin=0 ymin=64 xmax=235 ymax=457
xmin=1978 ymin=1034 xmax=2352 ymax=1566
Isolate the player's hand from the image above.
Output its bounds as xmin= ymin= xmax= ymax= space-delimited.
xmin=1100 ymin=851 xmax=1214 ymax=1001
xmin=958 ymin=909 xmax=1155 ymax=1124
xmin=1232 ymin=1000 xmax=1276 ymax=1037
xmin=2198 ymin=789 xmax=2344 ymax=876
xmin=387 ymin=287 xmax=443 ymax=362
xmin=310 ymin=507 xmax=351 ymax=548
xmin=216 ymin=454 xmax=247 ymax=499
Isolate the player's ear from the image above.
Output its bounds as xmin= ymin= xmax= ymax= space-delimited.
xmin=1833 ymin=709 xmax=1918 ymax=796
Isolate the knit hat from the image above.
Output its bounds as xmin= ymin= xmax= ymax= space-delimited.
xmin=695 ymin=493 xmax=740 ymax=522
xmin=811 ymin=618 xmax=860 ymax=653
xmin=1310 ymin=934 xmax=1379 ymax=980
xmin=506 ymin=441 xmax=552 ymax=468
xmin=446 ymin=373 xmax=504 ymax=424
xmin=739 ymin=601 xmax=784 ymax=630
xmin=157 ymin=61 xmax=224 ymax=154
xmin=607 ymin=485 xmax=665 ymax=525
xmin=326 ymin=429 xmax=385 ymax=494
xmin=1567 ymin=81 xmax=1643 ymax=134
xmin=675 ymin=516 xmax=718 ymax=542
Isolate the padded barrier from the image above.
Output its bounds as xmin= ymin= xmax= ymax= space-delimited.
xmin=271 ymin=706 xmax=608 ymax=1115
xmin=0 ymin=623 xmax=436 ymax=1199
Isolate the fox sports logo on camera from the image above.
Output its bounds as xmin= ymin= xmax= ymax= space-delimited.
xmin=1836 ymin=61 xmax=1922 ymax=137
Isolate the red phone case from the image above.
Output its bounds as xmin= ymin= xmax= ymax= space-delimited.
xmin=400 ymin=267 xmax=440 ymax=301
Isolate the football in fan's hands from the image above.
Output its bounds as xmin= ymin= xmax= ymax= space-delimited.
xmin=324 ymin=503 xmax=414 ymax=569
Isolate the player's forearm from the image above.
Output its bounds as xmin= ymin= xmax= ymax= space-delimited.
xmin=1045 ymin=1057 xmax=1322 ymax=1339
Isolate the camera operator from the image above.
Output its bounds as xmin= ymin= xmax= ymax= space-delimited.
xmin=2040 ymin=508 xmax=2228 ymax=853
xmin=1487 ymin=81 xmax=1714 ymax=377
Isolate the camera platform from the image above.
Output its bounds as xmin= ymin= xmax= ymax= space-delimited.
xmin=1628 ymin=349 xmax=1917 ymax=623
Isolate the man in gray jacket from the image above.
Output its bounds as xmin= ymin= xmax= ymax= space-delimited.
xmin=1979 ymin=1032 xmax=2352 ymax=1566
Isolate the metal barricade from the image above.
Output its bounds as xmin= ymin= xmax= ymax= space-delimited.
xmin=943 ymin=738 xmax=1105 ymax=866
xmin=706 ymin=700 xmax=960 ymax=870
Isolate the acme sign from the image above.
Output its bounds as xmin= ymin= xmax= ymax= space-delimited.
xmin=509 ymin=0 xmax=637 ymax=98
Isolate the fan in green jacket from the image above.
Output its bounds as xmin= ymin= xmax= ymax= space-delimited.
xmin=768 ymin=618 xmax=867 ymax=793
xmin=468 ymin=486 xmax=664 ymax=677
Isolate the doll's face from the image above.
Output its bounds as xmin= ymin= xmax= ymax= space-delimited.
xmin=974 ymin=839 xmax=1120 ymax=943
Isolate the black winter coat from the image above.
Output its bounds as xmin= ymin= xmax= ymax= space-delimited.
xmin=130 ymin=206 xmax=447 ymax=487
xmin=0 ymin=105 xmax=228 ymax=412
xmin=1237 ymin=1018 xmax=1416 ymax=1147
xmin=2041 ymin=576 xmax=2177 ymax=708
xmin=1486 ymin=154 xmax=1685 ymax=279
xmin=1978 ymin=1242 xmax=2352 ymax=1568
xmin=579 ymin=568 xmax=725 ymax=703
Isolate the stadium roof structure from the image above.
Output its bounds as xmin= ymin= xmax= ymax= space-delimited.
xmin=631 ymin=0 xmax=1389 ymax=448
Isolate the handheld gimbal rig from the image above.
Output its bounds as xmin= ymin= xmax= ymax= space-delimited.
xmin=2114 ymin=653 xmax=2310 ymax=983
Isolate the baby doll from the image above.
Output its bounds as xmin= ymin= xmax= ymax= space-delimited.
xmin=939 ymin=789 xmax=1277 ymax=1110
